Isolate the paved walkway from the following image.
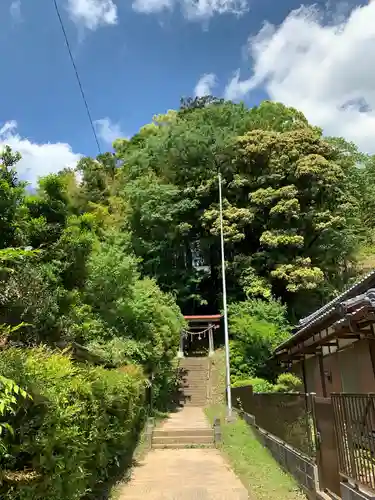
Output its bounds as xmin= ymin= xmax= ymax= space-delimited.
xmin=158 ymin=406 xmax=210 ymax=430
xmin=118 ymin=408 xmax=249 ymax=500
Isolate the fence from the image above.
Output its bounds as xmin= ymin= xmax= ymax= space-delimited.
xmin=232 ymin=388 xmax=375 ymax=496
xmin=332 ymin=393 xmax=375 ymax=492
xmin=232 ymin=387 xmax=314 ymax=458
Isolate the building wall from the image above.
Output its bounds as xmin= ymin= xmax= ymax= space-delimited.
xmin=355 ymin=339 xmax=375 ymax=393
xmin=323 ymin=351 xmax=342 ymax=394
xmin=304 ymin=355 xmax=324 ymax=396
xmin=299 ymin=338 xmax=375 ymax=395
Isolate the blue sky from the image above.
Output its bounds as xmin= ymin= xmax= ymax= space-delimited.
xmin=0 ymin=0 xmax=374 ymax=184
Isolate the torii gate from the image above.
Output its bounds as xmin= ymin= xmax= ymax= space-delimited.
xmin=178 ymin=314 xmax=222 ymax=358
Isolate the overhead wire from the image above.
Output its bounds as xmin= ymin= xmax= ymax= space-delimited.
xmin=52 ymin=0 xmax=102 ymax=155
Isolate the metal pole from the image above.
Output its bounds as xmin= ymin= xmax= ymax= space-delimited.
xmin=218 ymin=172 xmax=232 ymax=417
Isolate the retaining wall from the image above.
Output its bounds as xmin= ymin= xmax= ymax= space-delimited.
xmin=242 ymin=411 xmax=318 ymax=497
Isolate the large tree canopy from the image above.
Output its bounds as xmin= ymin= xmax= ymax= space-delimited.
xmin=109 ymin=100 xmax=364 ymax=318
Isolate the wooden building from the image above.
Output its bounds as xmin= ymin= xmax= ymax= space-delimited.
xmin=274 ymin=271 xmax=375 ymax=396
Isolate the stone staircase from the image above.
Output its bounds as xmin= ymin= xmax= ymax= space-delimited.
xmin=152 ymin=407 xmax=214 ymax=449
xmin=151 ymin=358 xmax=214 ymax=449
xmin=178 ymin=357 xmax=210 ymax=407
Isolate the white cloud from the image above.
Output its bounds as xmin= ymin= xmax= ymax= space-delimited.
xmin=94 ymin=117 xmax=124 ymax=145
xmin=132 ymin=0 xmax=248 ymax=20
xmin=224 ymin=69 xmax=255 ymax=101
xmin=0 ymin=121 xmax=82 ymax=186
xmin=132 ymin=0 xmax=173 ymax=14
xmin=194 ymin=73 xmax=217 ymax=97
xmin=10 ymin=0 xmax=22 ymax=22
xmin=224 ymin=2 xmax=375 ymax=153
xmin=66 ymin=0 xmax=117 ymax=30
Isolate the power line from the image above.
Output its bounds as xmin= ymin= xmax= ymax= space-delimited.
xmin=52 ymin=0 xmax=102 ymax=155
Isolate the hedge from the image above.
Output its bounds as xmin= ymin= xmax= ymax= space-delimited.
xmin=0 ymin=347 xmax=147 ymax=500
xmin=231 ymin=373 xmax=303 ymax=393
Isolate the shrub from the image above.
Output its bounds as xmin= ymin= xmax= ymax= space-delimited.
xmin=227 ymin=298 xmax=290 ymax=331
xmin=228 ymin=298 xmax=291 ymax=380
xmin=273 ymin=372 xmax=303 ymax=393
xmin=232 ymin=377 xmax=274 ymax=393
xmin=0 ymin=347 xmax=146 ymax=500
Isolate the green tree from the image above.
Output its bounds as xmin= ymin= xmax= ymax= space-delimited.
xmin=0 ymin=147 xmax=26 ymax=248
xmin=115 ymin=99 xmax=361 ymax=317
xmin=228 ymin=298 xmax=290 ymax=380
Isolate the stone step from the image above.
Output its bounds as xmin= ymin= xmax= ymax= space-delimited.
xmin=181 ymin=392 xmax=207 ymax=397
xmin=180 ymin=371 xmax=208 ymax=376
xmin=180 ymin=389 xmax=207 ymax=392
xmin=181 ymin=384 xmax=207 ymax=392
xmin=179 ymin=357 xmax=208 ymax=362
xmin=177 ymin=392 xmax=207 ymax=396
xmin=181 ymin=399 xmax=208 ymax=402
xmin=181 ymin=373 xmax=208 ymax=376
xmin=180 ymin=390 xmax=207 ymax=394
xmin=181 ymin=389 xmax=207 ymax=392
xmin=179 ymin=365 xmax=208 ymax=369
xmin=179 ymin=390 xmax=207 ymax=394
xmin=180 ymin=367 xmax=208 ymax=369
xmin=180 ymin=376 xmax=208 ymax=380
xmin=153 ymin=429 xmax=212 ymax=437
xmin=180 ymin=389 xmax=207 ymax=393
xmin=181 ymin=394 xmax=207 ymax=398
xmin=180 ymin=397 xmax=207 ymax=401
xmin=182 ymin=366 xmax=208 ymax=370
xmin=152 ymin=443 xmax=213 ymax=449
xmin=153 ymin=435 xmax=213 ymax=445
xmin=181 ymin=395 xmax=207 ymax=398
xmin=181 ymin=385 xmax=207 ymax=389
xmin=180 ymin=382 xmax=207 ymax=386
xmin=181 ymin=379 xmax=208 ymax=383
xmin=181 ymin=377 xmax=208 ymax=380
xmin=182 ymin=402 xmax=207 ymax=407
xmin=179 ymin=403 xmax=208 ymax=407
xmin=180 ymin=363 xmax=208 ymax=367
xmin=181 ymin=376 xmax=208 ymax=380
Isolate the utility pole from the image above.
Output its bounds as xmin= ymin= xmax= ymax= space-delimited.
xmin=218 ymin=172 xmax=232 ymax=417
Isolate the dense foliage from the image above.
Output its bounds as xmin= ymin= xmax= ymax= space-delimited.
xmin=113 ymin=99 xmax=371 ymax=319
xmin=0 ymin=348 xmax=145 ymax=500
xmin=0 ymin=146 xmax=184 ymax=499
xmin=231 ymin=373 xmax=303 ymax=393
xmin=227 ymin=298 xmax=290 ymax=381
xmin=1 ymin=96 xmax=375 ymax=497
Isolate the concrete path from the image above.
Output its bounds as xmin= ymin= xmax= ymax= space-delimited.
xmin=159 ymin=406 xmax=210 ymax=431
xmin=118 ymin=407 xmax=249 ymax=500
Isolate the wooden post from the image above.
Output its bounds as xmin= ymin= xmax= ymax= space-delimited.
xmin=302 ymin=355 xmax=308 ymax=393
xmin=318 ymin=351 xmax=327 ymax=397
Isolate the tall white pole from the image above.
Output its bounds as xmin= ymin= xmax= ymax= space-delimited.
xmin=218 ymin=172 xmax=232 ymax=417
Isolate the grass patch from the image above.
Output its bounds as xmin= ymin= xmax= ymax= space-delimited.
xmin=206 ymin=404 xmax=306 ymax=500
xmin=209 ymin=348 xmax=227 ymax=405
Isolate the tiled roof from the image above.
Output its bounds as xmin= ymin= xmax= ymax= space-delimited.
xmin=274 ymin=269 xmax=375 ymax=353
xmin=299 ymin=268 xmax=375 ymax=328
